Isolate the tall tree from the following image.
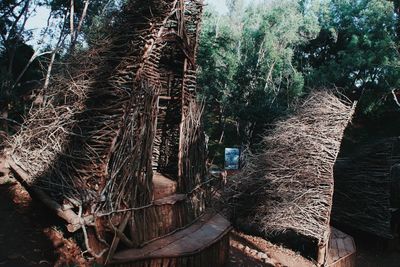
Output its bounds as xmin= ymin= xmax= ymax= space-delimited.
xmin=0 ymin=0 xmax=46 ymax=132
xmin=0 ymin=0 xmax=120 ymax=133
xmin=198 ymin=0 xmax=320 ymax=161
xmin=297 ymin=0 xmax=400 ymax=116
xmin=198 ymin=9 xmax=240 ymax=161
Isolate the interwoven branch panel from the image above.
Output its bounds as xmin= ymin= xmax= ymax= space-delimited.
xmin=7 ymin=0 xmax=205 ymax=260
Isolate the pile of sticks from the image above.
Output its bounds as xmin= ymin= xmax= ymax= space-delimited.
xmin=225 ymin=91 xmax=355 ymax=257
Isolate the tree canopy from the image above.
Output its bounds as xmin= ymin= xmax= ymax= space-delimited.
xmin=0 ymin=0 xmax=121 ymax=132
xmin=197 ymin=0 xmax=400 ymax=163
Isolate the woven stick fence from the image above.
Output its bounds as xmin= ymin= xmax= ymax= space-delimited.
xmin=5 ymin=0 xmax=206 ymax=262
xmin=225 ymin=91 xmax=355 ymax=263
xmin=332 ymin=137 xmax=400 ymax=239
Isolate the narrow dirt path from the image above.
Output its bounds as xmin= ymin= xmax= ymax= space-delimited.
xmin=354 ymin=231 xmax=400 ymax=267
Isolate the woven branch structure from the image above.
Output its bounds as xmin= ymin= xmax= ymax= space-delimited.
xmin=332 ymin=137 xmax=400 ymax=239
xmin=225 ymin=92 xmax=355 ymax=260
xmin=6 ymin=0 xmax=206 ymax=261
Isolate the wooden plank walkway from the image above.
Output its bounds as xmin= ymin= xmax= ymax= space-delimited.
xmin=111 ymin=212 xmax=232 ymax=264
xmin=327 ymin=227 xmax=356 ymax=267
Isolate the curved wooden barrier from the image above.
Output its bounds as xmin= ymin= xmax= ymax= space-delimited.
xmin=110 ymin=213 xmax=231 ymax=267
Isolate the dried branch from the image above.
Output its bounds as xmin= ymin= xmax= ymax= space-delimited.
xmin=332 ymin=138 xmax=399 ymax=238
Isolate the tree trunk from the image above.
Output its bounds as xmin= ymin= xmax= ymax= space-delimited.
xmin=70 ymin=0 xmax=75 ymax=45
xmin=70 ymin=0 xmax=90 ymax=52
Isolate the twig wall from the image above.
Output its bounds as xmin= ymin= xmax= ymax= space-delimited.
xmin=6 ymin=0 xmax=206 ymax=261
xmin=225 ymin=91 xmax=355 ymax=262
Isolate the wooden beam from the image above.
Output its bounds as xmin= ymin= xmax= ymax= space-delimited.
xmin=7 ymin=158 xmax=93 ymax=232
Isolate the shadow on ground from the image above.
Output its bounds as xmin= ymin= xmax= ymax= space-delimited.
xmin=354 ymin=231 xmax=400 ymax=267
xmin=0 ymin=181 xmax=57 ymax=266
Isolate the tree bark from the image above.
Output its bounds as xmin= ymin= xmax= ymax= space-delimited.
xmin=70 ymin=0 xmax=75 ymax=45
xmin=70 ymin=0 xmax=90 ymax=52
xmin=43 ymin=16 xmax=68 ymax=91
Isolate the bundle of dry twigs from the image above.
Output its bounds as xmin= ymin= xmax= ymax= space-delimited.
xmin=225 ymin=91 xmax=355 ymax=246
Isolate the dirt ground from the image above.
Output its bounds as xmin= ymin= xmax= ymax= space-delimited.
xmin=228 ymin=230 xmax=400 ymax=267
xmin=0 ymin=181 xmax=55 ymax=267
xmin=356 ymin=244 xmax=400 ymax=267
xmin=0 ymin=169 xmax=399 ymax=267
xmin=0 ymin=174 xmax=86 ymax=267
xmin=0 ymin=177 xmax=312 ymax=267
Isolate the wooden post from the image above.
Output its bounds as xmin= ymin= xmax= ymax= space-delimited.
xmin=7 ymin=157 xmax=92 ymax=232
xmin=317 ymin=227 xmax=331 ymax=267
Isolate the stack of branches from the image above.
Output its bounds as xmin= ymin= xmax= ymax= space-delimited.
xmin=225 ymin=91 xmax=355 ymax=253
xmin=5 ymin=0 xmax=206 ymax=261
xmin=8 ymin=0 xmax=170 ymax=213
xmin=152 ymin=0 xmax=204 ymax=180
xmin=332 ymin=138 xmax=400 ymax=238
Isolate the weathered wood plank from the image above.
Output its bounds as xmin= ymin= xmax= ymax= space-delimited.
xmin=343 ymin=237 xmax=356 ymax=254
xmin=110 ymin=235 xmax=230 ymax=267
xmin=327 ymin=227 xmax=356 ymax=267
xmin=337 ymin=237 xmax=347 ymax=258
xmin=111 ymin=213 xmax=231 ymax=264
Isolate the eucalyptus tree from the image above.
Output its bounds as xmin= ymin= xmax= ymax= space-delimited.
xmin=231 ymin=0 xmax=320 ymax=145
xmin=197 ymin=6 xmax=244 ymax=161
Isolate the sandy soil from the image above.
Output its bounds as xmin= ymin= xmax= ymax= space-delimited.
xmin=0 ymin=182 xmax=56 ymax=267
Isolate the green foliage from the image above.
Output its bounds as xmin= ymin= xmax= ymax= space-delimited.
xmin=298 ymin=0 xmax=400 ymax=116
xmin=198 ymin=0 xmax=320 ymax=159
xmin=199 ymin=0 xmax=400 ymax=162
xmin=0 ymin=0 xmax=45 ymax=131
xmin=49 ymin=0 xmax=124 ymax=41
xmin=1 ymin=0 xmax=399 ymax=157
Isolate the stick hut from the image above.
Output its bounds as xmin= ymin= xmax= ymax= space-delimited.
xmin=4 ymin=0 xmax=221 ymax=264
